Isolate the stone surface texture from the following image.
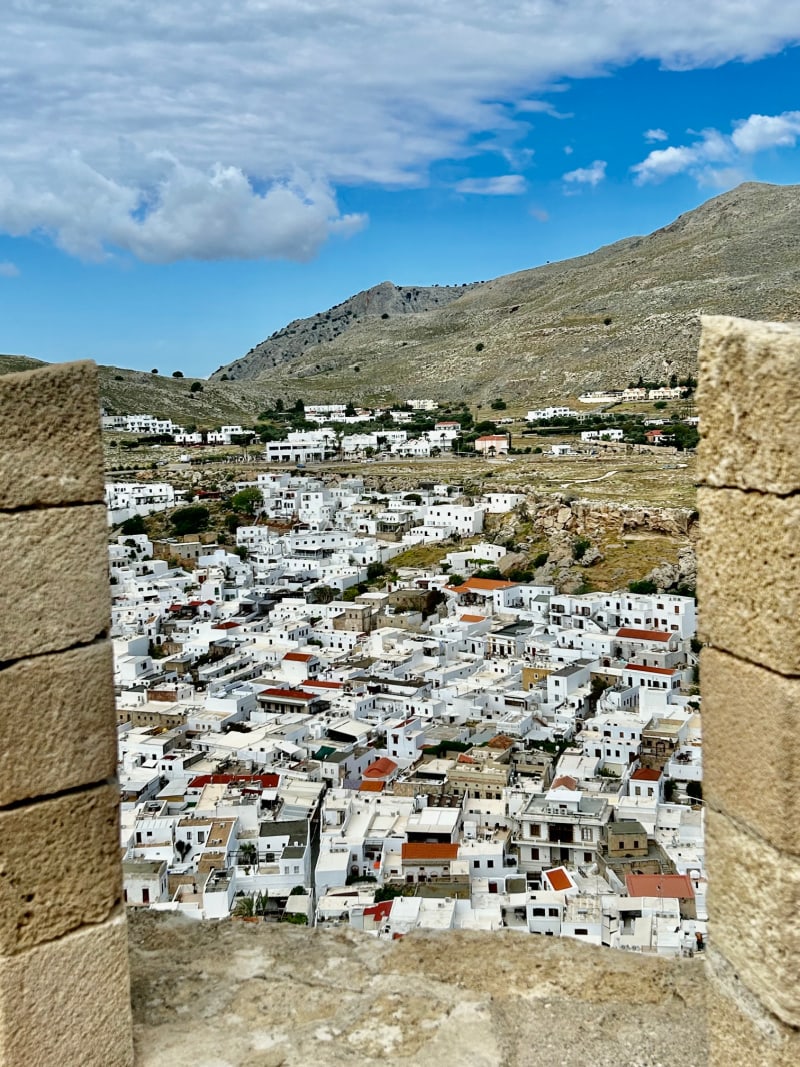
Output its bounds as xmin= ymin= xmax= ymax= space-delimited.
xmin=0 ymin=503 xmax=110 ymax=663
xmin=697 ymin=315 xmax=800 ymax=495
xmin=701 ymin=647 xmax=800 ymax=854
xmin=696 ymin=487 xmax=800 ymax=675
xmin=0 ymin=911 xmax=133 ymax=1067
xmin=129 ymin=912 xmax=708 ymax=1067
xmin=706 ymin=808 xmax=800 ymax=1028
xmin=707 ymin=949 xmax=800 ymax=1067
xmin=0 ymin=360 xmax=105 ymax=510
xmin=0 ymin=782 xmax=122 ymax=955
xmin=0 ymin=641 xmax=117 ymax=807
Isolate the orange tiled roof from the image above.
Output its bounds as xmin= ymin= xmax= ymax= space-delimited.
xmin=358 ymin=780 xmax=385 ymax=793
xmin=451 ymin=577 xmax=517 ymax=592
xmin=363 ymin=756 xmax=399 ymax=779
xmin=616 ymin=627 xmax=670 ymax=642
xmin=626 ymin=873 xmax=694 ymax=899
xmin=401 ymin=842 xmax=459 ymax=862
xmin=544 ymin=867 xmax=572 ymax=892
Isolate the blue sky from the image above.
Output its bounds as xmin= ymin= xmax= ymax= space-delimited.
xmin=1 ymin=2 xmax=799 ymax=377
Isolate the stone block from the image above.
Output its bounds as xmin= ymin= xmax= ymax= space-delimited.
xmin=0 ymin=361 xmax=105 ymax=511
xmin=0 ymin=641 xmax=117 ymax=807
xmin=708 ymin=947 xmax=800 ymax=1067
xmin=0 ymin=504 xmax=110 ymax=663
xmin=697 ymin=487 xmax=800 ymax=675
xmin=0 ymin=910 xmax=133 ymax=1067
xmin=706 ymin=808 xmax=800 ymax=1027
xmin=0 ymin=782 xmax=122 ymax=955
xmin=702 ymin=648 xmax=800 ymax=855
xmin=697 ymin=316 xmax=800 ymax=495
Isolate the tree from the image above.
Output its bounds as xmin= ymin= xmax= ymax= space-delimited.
xmin=572 ymin=536 xmax=591 ymax=561
xmin=686 ymin=781 xmax=703 ymax=802
xmin=150 ymin=368 xmax=158 ymax=374
xmin=171 ymin=505 xmax=210 ymax=536
xmin=629 ymin=578 xmax=658 ymax=594
xmin=490 ymin=398 xmax=507 ymax=410
xmin=231 ymin=487 xmax=262 ymax=516
xmin=119 ymin=514 xmax=146 ymax=535
xmin=190 ymin=381 xmax=203 ymax=392
xmin=172 ymin=370 xmax=184 ymax=378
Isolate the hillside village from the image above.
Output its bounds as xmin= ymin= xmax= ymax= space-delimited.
xmin=109 ymin=437 xmax=706 ymax=956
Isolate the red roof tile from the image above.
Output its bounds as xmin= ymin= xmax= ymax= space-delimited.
xmin=358 ymin=780 xmax=385 ymax=793
xmin=363 ymin=757 xmax=398 ymax=779
xmin=544 ymin=867 xmax=573 ymax=892
xmin=616 ymin=627 xmax=670 ymax=642
xmin=626 ymin=873 xmax=694 ymax=899
xmin=402 ymin=842 xmax=459 ymax=862
xmin=284 ymin=652 xmax=314 ymax=662
xmin=631 ymin=768 xmax=662 ymax=781
xmin=625 ymin=663 xmax=676 ymax=676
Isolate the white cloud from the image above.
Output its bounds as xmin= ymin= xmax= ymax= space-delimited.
xmin=529 ymin=207 xmax=550 ymax=222
xmin=644 ymin=128 xmax=669 ymax=142
xmin=0 ymin=260 xmax=19 ymax=277
xmin=633 ymin=110 xmax=800 ymax=186
xmin=0 ymin=2 xmax=799 ymax=261
xmin=564 ymin=145 xmax=574 ymax=155
xmin=563 ymin=160 xmax=607 ymax=186
xmin=455 ymin=174 xmax=526 ymax=195
xmin=731 ymin=111 xmax=800 ymax=152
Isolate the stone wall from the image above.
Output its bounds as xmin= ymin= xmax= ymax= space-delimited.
xmin=2 ymin=322 xmax=799 ymax=1065
xmin=697 ymin=315 xmax=800 ymax=1066
xmin=0 ymin=362 xmax=134 ymax=1066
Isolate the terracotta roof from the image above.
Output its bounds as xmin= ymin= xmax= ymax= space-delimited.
xmin=363 ymin=756 xmax=399 ymax=779
xmin=302 ymin=679 xmax=343 ymax=689
xmin=283 ymin=652 xmax=314 ymax=662
xmin=543 ymin=867 xmax=573 ymax=892
xmin=358 ymin=780 xmax=385 ymax=793
xmin=402 ymin=842 xmax=459 ymax=862
xmin=616 ymin=627 xmax=670 ymax=642
xmin=487 ymin=734 xmax=515 ymax=750
xmin=258 ymin=687 xmax=315 ymax=701
xmin=459 ymin=613 xmax=485 ymax=623
xmin=450 ymin=577 xmax=517 ymax=592
xmin=631 ymin=768 xmax=662 ymax=781
xmin=625 ymin=663 xmax=676 ymax=676
xmin=626 ymin=873 xmax=694 ymax=900
xmin=211 ymin=620 xmax=240 ymax=630
xmin=551 ymin=775 xmax=578 ymax=791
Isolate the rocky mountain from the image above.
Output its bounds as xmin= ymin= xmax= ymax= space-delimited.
xmin=3 ymin=182 xmax=799 ymax=421
xmin=210 ymin=280 xmax=479 ymax=382
xmin=212 ymin=181 xmax=800 ymax=406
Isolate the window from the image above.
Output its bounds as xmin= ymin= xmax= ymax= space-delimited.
xmin=487 ymin=860 xmax=494 ymax=869
xmin=584 ymin=852 xmax=592 ymax=862
xmin=530 ymin=848 xmax=539 ymax=860
xmin=472 ymin=860 xmax=479 ymax=869
xmin=533 ymin=907 xmax=545 ymax=916
xmin=580 ymin=827 xmax=592 ymax=842
xmin=548 ymin=908 xmax=559 ymax=917
xmin=633 ymin=840 xmax=640 ymax=849
xmin=574 ymin=927 xmax=588 ymax=936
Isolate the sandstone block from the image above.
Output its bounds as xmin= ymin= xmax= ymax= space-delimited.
xmin=0 ymin=504 xmax=110 ymax=663
xmin=707 ymin=947 xmax=800 ymax=1067
xmin=0 ymin=782 xmax=122 ymax=955
xmin=698 ymin=316 xmax=800 ymax=495
xmin=702 ymin=648 xmax=800 ymax=855
xmin=0 ymin=361 xmax=105 ymax=511
xmin=697 ymin=487 xmax=800 ymax=675
xmin=0 ymin=910 xmax=133 ymax=1067
xmin=706 ymin=808 xmax=800 ymax=1027
xmin=0 ymin=642 xmax=117 ymax=807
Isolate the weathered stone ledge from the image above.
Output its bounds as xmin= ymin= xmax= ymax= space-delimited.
xmin=129 ymin=912 xmax=708 ymax=1067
